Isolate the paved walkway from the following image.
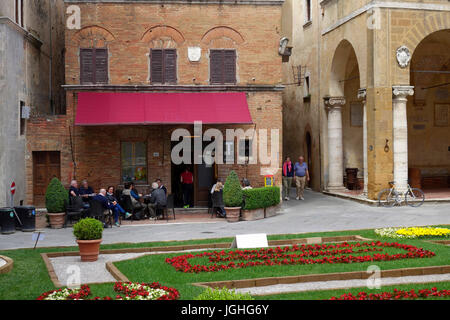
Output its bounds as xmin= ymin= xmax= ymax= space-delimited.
xmin=235 ymin=274 xmax=450 ymax=296
xmin=1 ymin=189 xmax=450 ymax=250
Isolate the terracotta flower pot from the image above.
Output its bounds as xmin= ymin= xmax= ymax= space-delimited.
xmin=77 ymin=239 xmax=102 ymax=262
xmin=48 ymin=212 xmax=65 ymax=229
xmin=225 ymin=207 xmax=241 ymax=223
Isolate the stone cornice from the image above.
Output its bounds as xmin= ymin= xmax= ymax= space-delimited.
xmin=0 ymin=17 xmax=43 ymax=49
xmin=64 ymin=0 xmax=285 ymax=5
xmin=321 ymin=1 xmax=450 ymax=36
xmin=62 ymin=84 xmax=285 ymax=92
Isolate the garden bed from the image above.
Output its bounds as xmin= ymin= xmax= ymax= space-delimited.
xmin=0 ymin=255 xmax=13 ymax=274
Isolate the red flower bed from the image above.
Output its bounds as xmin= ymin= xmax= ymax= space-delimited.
xmin=37 ymin=282 xmax=180 ymax=300
xmin=165 ymin=241 xmax=435 ymax=273
xmin=329 ymin=287 xmax=450 ymax=300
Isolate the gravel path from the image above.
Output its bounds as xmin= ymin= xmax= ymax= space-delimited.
xmin=234 ymin=274 xmax=450 ymax=296
xmin=49 ymin=253 xmax=148 ymax=285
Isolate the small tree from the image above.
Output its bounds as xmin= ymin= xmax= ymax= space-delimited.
xmin=45 ymin=177 xmax=68 ymax=213
xmin=223 ymin=170 xmax=243 ymax=208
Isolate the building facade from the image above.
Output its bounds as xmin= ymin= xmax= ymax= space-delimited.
xmin=25 ymin=0 xmax=284 ymax=207
xmin=0 ymin=0 xmax=65 ymax=207
xmin=282 ymin=0 xmax=450 ymax=200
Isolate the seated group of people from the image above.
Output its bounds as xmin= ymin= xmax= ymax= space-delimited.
xmin=122 ymin=180 xmax=167 ymax=221
xmin=68 ymin=179 xmax=168 ymax=227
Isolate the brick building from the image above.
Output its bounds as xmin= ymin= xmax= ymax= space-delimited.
xmin=282 ymin=0 xmax=450 ymax=200
xmin=26 ymin=0 xmax=284 ymax=207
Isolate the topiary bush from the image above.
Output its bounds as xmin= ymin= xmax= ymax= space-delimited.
xmin=223 ymin=170 xmax=243 ymax=208
xmin=45 ymin=177 xmax=68 ymax=213
xmin=73 ymin=218 xmax=104 ymax=240
xmin=194 ymin=287 xmax=254 ymax=300
xmin=243 ymin=186 xmax=281 ymax=210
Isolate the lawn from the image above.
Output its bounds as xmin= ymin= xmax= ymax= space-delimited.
xmin=0 ymin=227 xmax=449 ymax=300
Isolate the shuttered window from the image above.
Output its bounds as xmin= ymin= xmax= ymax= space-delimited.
xmin=210 ymin=49 xmax=236 ymax=84
xmin=150 ymin=49 xmax=177 ymax=84
xmin=80 ymin=48 xmax=109 ymax=84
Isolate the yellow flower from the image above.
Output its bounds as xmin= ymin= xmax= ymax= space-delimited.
xmin=395 ymin=227 xmax=450 ymax=238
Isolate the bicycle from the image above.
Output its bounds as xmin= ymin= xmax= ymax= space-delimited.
xmin=378 ymin=181 xmax=425 ymax=207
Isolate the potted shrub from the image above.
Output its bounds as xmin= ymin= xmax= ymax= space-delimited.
xmin=73 ymin=218 xmax=104 ymax=262
xmin=45 ymin=177 xmax=68 ymax=229
xmin=223 ymin=171 xmax=243 ymax=223
xmin=264 ymin=186 xmax=281 ymax=218
xmin=241 ymin=188 xmax=265 ymax=221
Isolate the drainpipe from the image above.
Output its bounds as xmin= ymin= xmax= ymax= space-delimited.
xmin=49 ymin=0 xmax=53 ymax=114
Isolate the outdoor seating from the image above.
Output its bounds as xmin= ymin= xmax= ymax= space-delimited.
xmin=159 ymin=194 xmax=175 ymax=222
xmin=88 ymin=198 xmax=113 ymax=228
xmin=64 ymin=196 xmax=88 ymax=228
xmin=119 ymin=194 xmax=143 ymax=220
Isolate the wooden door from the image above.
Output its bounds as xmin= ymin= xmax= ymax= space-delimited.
xmin=33 ymin=151 xmax=61 ymax=206
xmin=195 ymin=163 xmax=214 ymax=207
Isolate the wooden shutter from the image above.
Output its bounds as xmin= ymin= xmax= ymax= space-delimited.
xmin=150 ymin=49 xmax=163 ymax=83
xmin=164 ymin=49 xmax=177 ymax=83
xmin=223 ymin=50 xmax=236 ymax=84
xmin=210 ymin=50 xmax=223 ymax=84
xmin=94 ymin=48 xmax=108 ymax=84
xmin=80 ymin=48 xmax=94 ymax=84
xmin=210 ymin=50 xmax=236 ymax=84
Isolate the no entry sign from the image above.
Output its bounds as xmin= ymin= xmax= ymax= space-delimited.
xmin=10 ymin=182 xmax=16 ymax=195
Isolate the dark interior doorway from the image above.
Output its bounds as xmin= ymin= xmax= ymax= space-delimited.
xmin=171 ymin=138 xmax=215 ymax=208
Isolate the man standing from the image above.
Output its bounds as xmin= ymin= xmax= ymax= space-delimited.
xmin=180 ymin=167 xmax=193 ymax=208
xmin=294 ymin=156 xmax=310 ymax=200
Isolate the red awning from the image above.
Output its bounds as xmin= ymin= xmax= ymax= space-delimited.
xmin=75 ymin=92 xmax=253 ymax=125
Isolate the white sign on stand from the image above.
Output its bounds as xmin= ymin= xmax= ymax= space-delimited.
xmin=230 ymin=233 xmax=268 ymax=249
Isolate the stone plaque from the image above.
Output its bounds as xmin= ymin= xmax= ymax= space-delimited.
xmin=350 ymin=102 xmax=363 ymax=127
xmin=230 ymin=233 xmax=268 ymax=249
xmin=188 ymin=47 xmax=201 ymax=62
xmin=435 ymin=103 xmax=449 ymax=127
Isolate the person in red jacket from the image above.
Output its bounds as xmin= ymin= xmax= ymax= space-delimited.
xmin=180 ymin=167 xmax=194 ymax=208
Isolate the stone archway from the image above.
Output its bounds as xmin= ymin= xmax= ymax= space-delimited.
xmin=326 ymin=40 xmax=363 ymax=193
xmin=408 ymin=29 xmax=450 ymax=195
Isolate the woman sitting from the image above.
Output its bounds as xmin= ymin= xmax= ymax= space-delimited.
xmin=107 ymin=186 xmax=132 ymax=226
xmin=210 ymin=180 xmax=226 ymax=218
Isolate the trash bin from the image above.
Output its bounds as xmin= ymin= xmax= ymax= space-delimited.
xmin=14 ymin=206 xmax=36 ymax=232
xmin=0 ymin=208 xmax=16 ymax=234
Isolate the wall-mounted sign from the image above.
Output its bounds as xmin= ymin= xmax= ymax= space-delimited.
xmin=264 ymin=175 xmax=274 ymax=187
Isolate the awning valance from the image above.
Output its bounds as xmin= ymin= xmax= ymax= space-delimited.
xmin=75 ymin=92 xmax=253 ymax=126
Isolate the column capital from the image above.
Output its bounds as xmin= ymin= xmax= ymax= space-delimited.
xmin=324 ymin=96 xmax=346 ymax=110
xmin=392 ymin=85 xmax=414 ymax=98
xmin=357 ymin=88 xmax=367 ymax=100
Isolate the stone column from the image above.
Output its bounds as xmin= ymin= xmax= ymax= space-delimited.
xmin=325 ymin=96 xmax=346 ymax=191
xmin=358 ymin=88 xmax=368 ymax=196
xmin=392 ymin=86 xmax=414 ymax=193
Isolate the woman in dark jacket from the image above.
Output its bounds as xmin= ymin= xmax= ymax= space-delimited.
xmin=210 ymin=181 xmax=226 ymax=218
